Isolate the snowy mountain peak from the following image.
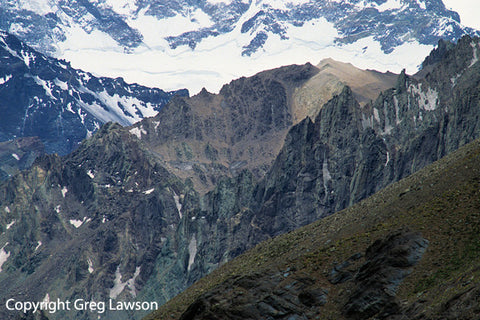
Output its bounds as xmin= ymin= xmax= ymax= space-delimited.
xmin=0 ymin=0 xmax=478 ymax=93
xmin=0 ymin=31 xmax=187 ymax=154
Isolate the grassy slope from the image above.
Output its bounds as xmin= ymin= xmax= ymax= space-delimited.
xmin=146 ymin=137 xmax=480 ymax=319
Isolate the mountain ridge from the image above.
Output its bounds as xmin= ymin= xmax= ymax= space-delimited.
xmin=1 ymin=35 xmax=480 ymax=320
xmin=1 ymin=0 xmax=477 ymax=93
xmin=0 ymin=30 xmax=187 ymax=156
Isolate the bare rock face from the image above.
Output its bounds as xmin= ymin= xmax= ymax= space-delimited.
xmin=344 ymin=230 xmax=429 ymax=319
xmin=177 ymin=229 xmax=428 ymax=320
xmin=135 ymin=63 xmax=320 ymax=193
xmin=179 ymin=271 xmax=328 ymax=320
xmin=0 ymin=123 xmax=194 ymax=320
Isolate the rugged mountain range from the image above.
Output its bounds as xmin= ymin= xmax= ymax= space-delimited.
xmin=151 ymin=123 xmax=480 ymax=320
xmin=0 ymin=37 xmax=480 ymax=319
xmin=0 ymin=30 xmax=187 ymax=156
xmin=0 ymin=0 xmax=477 ymax=93
xmin=2 ymin=0 xmax=474 ymax=56
xmin=0 ymin=35 xmax=479 ymax=320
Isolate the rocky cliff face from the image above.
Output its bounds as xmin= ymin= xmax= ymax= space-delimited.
xmin=0 ymin=123 xmax=196 ymax=320
xmin=174 ymin=229 xmax=429 ymax=320
xmin=1 ymin=36 xmax=480 ymax=320
xmin=132 ymin=63 xmax=320 ymax=193
xmin=132 ymin=60 xmax=397 ymax=194
xmin=246 ymin=35 xmax=480 ymax=240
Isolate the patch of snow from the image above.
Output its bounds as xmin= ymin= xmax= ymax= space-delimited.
xmin=127 ymin=7 xmax=213 ymax=47
xmin=373 ymin=108 xmax=380 ymax=122
xmin=109 ymin=265 xmax=141 ymax=299
xmin=126 ymin=267 xmax=141 ymax=298
xmin=75 ymin=89 xmax=133 ymax=126
xmin=4 ymin=207 xmax=10 ymax=213
xmin=470 ymin=42 xmax=479 ymax=68
xmin=32 ymin=76 xmax=55 ymax=99
xmin=57 ymin=11 xmax=432 ymax=96
xmin=61 ymin=186 xmax=68 ymax=198
xmin=69 ymin=219 xmax=83 ymax=228
xmin=9 ymin=22 xmax=30 ymax=36
xmin=66 ymin=102 xmax=75 ymax=113
xmin=374 ymin=0 xmax=404 ymax=12
xmin=54 ymin=78 xmax=69 ymax=90
xmin=409 ymin=83 xmax=438 ymax=111
xmin=55 ymin=205 xmax=61 ymax=214
xmin=129 ymin=126 xmax=147 ymax=139
xmin=415 ymin=0 xmax=426 ymax=10
xmin=35 ymin=241 xmax=42 ymax=251
xmin=16 ymin=0 xmax=56 ymax=15
xmin=11 ymin=153 xmax=20 ymax=161
xmin=264 ymin=0 xmax=311 ymax=10
xmin=77 ymin=108 xmax=87 ymax=125
xmin=0 ymin=243 xmax=10 ymax=272
xmin=0 ymin=74 xmax=12 ymax=85
xmin=6 ymin=220 xmax=15 ymax=230
xmin=206 ymin=0 xmax=234 ymax=4
xmin=188 ymin=235 xmax=197 ymax=271
xmin=21 ymin=50 xmax=35 ymax=67
xmin=144 ymin=188 xmax=155 ymax=195
xmin=87 ymin=258 xmax=94 ymax=273
xmin=90 ymin=90 xmax=158 ymax=122
xmin=69 ymin=217 xmax=89 ymax=228
xmin=173 ymin=192 xmax=183 ymax=219
xmin=104 ymin=0 xmax=137 ymax=16
xmin=87 ymin=170 xmax=95 ymax=179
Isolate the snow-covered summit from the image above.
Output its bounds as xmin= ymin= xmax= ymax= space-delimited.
xmin=0 ymin=0 xmax=478 ymax=94
xmin=0 ymin=31 xmax=186 ymax=155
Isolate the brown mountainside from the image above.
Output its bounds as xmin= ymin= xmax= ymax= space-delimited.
xmin=293 ymin=58 xmax=398 ymax=122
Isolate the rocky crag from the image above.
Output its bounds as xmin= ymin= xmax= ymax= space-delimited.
xmin=0 ymin=36 xmax=480 ymax=320
xmin=130 ymin=60 xmax=396 ymax=193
